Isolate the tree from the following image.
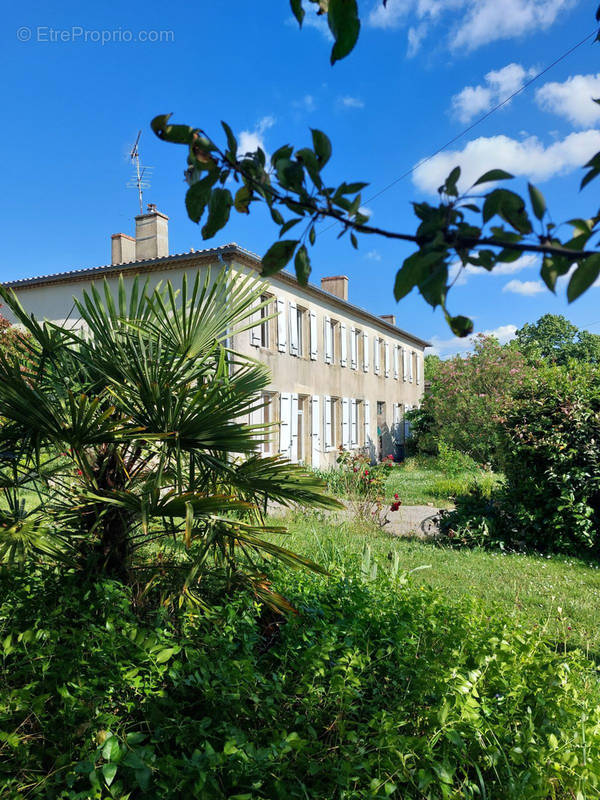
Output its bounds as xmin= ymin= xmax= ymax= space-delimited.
xmin=515 ymin=314 xmax=600 ymax=365
xmin=150 ymin=2 xmax=600 ymax=338
xmin=424 ymin=354 xmax=442 ymax=383
xmin=0 ymin=270 xmax=339 ymax=610
xmin=418 ymin=335 xmax=529 ymax=465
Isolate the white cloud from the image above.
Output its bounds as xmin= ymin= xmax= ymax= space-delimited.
xmin=536 ymin=73 xmax=600 ymax=127
xmin=428 ymin=323 xmax=518 ymax=357
xmin=502 ymin=279 xmax=545 ymax=296
xmin=452 ymin=63 xmax=536 ymax=123
xmin=237 ymin=116 xmax=275 ymax=157
xmin=339 ymin=95 xmax=365 ymax=109
xmin=451 ymin=0 xmax=575 ymax=52
xmin=412 ymin=130 xmax=600 ymax=194
xmin=450 ymin=254 xmax=538 ymax=285
xmin=293 ymin=94 xmax=317 ymax=112
xmin=407 ymin=23 xmax=428 ymax=56
xmin=368 ymin=0 xmax=574 ymax=54
xmin=366 ymin=249 xmax=382 ymax=261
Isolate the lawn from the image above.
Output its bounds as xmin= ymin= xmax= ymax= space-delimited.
xmin=270 ymin=511 xmax=600 ymax=657
xmin=384 ymin=455 xmax=501 ymax=507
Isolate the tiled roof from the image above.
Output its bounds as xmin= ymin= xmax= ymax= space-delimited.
xmin=2 ymin=243 xmax=430 ymax=348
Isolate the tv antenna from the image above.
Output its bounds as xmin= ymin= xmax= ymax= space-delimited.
xmin=127 ymin=130 xmax=153 ymax=214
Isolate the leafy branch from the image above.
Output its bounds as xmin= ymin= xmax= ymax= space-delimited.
xmin=150 ymin=1 xmax=600 ymax=336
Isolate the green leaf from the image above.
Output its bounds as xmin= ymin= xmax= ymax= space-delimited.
xmin=294 ymin=244 xmax=311 ymax=285
xmin=581 ymin=167 xmax=600 ymax=190
xmin=201 ymin=188 xmax=232 ymax=240
xmin=102 ymin=763 xmax=118 ymax=787
xmin=311 ymin=129 xmax=332 ymax=168
xmin=309 ymin=227 xmax=316 ymax=246
xmin=262 ymin=240 xmax=299 ymax=276
xmin=155 ymin=647 xmax=175 ymax=664
xmin=290 ymin=0 xmax=305 ymax=25
xmin=328 ymin=0 xmax=360 ymax=64
xmin=185 ymin=180 xmax=212 ymax=223
xmin=448 ymin=315 xmax=474 ymax=337
xmin=567 ymin=255 xmax=600 ymax=302
xmin=350 ymin=232 xmax=358 ymax=249
xmin=280 ymin=217 xmax=302 ymax=236
xmin=473 ymin=169 xmax=514 ymax=186
xmin=234 ymin=185 xmax=252 ymax=214
xmin=102 ymin=736 xmax=120 ymax=761
xmin=444 ymin=166 xmax=461 ymax=196
xmin=528 ymin=183 xmax=546 ymax=221
xmin=394 ymin=251 xmax=440 ymax=301
xmin=221 ymin=121 xmax=238 ymax=157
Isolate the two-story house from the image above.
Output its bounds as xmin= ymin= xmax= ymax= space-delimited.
xmin=3 ymin=206 xmax=428 ymax=468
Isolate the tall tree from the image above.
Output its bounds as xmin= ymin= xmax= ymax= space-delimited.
xmin=515 ymin=314 xmax=600 ymax=365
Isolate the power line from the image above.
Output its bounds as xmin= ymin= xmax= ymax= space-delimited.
xmin=322 ymin=26 xmax=599 ymax=234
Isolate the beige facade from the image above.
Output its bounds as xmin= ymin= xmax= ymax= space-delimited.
xmin=3 ymin=209 xmax=428 ymax=468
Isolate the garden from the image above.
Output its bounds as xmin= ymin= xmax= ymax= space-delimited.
xmin=1 ymin=277 xmax=600 ymax=800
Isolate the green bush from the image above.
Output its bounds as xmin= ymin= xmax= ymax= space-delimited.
xmin=3 ymin=563 xmax=600 ymax=799
xmin=498 ymin=364 xmax=600 ymax=554
xmin=441 ymin=364 xmax=600 ymax=556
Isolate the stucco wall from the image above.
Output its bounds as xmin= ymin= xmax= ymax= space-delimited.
xmin=6 ymin=255 xmax=426 ymax=468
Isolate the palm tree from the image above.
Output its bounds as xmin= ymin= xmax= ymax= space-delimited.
xmin=0 ymin=269 xmax=339 ymax=609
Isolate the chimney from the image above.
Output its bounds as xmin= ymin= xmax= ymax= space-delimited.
xmin=380 ymin=314 xmax=396 ymax=326
xmin=111 ymin=233 xmax=136 ymax=266
xmin=320 ymin=275 xmax=348 ymax=301
xmin=134 ymin=204 xmax=169 ymax=261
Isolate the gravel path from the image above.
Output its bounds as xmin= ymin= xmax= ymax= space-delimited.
xmin=269 ymin=501 xmax=445 ymax=539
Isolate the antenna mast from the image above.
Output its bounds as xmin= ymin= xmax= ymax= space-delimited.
xmin=127 ymin=131 xmax=153 ymax=214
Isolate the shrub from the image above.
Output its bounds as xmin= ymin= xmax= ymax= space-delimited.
xmin=499 ymin=363 xmax=600 ymax=554
xmin=315 ymin=449 xmax=399 ymax=527
xmin=416 ymin=336 xmax=530 ymax=467
xmin=441 ymin=364 xmax=600 ymax=556
xmin=0 ymin=273 xmax=337 ymax=610
xmin=3 ymin=563 xmax=600 ymax=799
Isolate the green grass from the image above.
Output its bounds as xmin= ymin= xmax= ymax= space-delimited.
xmin=269 ymin=511 xmax=600 ymax=656
xmin=385 ymin=455 xmax=502 ymax=507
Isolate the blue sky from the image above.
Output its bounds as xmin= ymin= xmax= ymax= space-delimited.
xmin=2 ymin=0 xmax=599 ymax=355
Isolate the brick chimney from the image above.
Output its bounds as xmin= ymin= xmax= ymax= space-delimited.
xmin=321 ymin=275 xmax=348 ymax=301
xmin=134 ymin=204 xmax=169 ymax=261
xmin=111 ymin=233 xmax=136 ymax=265
xmin=380 ymin=314 xmax=396 ymax=326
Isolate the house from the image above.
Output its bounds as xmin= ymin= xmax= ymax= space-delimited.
xmin=3 ymin=206 xmax=428 ymax=468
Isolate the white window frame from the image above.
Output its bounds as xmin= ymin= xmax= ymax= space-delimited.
xmin=342 ymin=398 xmax=350 ymax=449
xmin=340 ymin=323 xmax=347 ymax=367
xmin=394 ymin=345 xmax=399 ymax=380
xmin=363 ymin=332 xmax=369 ymax=372
xmin=324 ymin=317 xmax=333 ymax=365
xmin=374 ymin=337 xmax=381 ymax=375
xmin=350 ymin=399 xmax=358 ymax=447
xmin=309 ymin=310 xmax=318 ymax=361
xmin=289 ymin=301 xmax=299 ymax=357
xmin=311 ymin=395 xmax=320 ymax=467
xmin=324 ymin=395 xmax=333 ymax=450
xmin=384 ymin=341 xmax=390 ymax=378
xmin=277 ymin=297 xmax=286 ymax=353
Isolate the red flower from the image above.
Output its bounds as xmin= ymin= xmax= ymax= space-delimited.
xmin=390 ymin=501 xmax=401 ymax=512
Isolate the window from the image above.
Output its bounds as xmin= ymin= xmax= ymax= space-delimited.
xmin=249 ymin=392 xmax=274 ymax=454
xmin=324 ymin=395 xmax=337 ymax=450
xmin=377 ymin=401 xmax=385 ymax=416
xmin=324 ymin=317 xmax=334 ymax=364
xmin=394 ymin=344 xmax=399 ymax=380
xmin=260 ymin=295 xmax=270 ymax=348
xmin=384 ymin=341 xmax=390 ymax=378
xmin=340 ymin=323 xmax=347 ymax=367
xmin=350 ymin=399 xmax=358 ymax=447
xmin=409 ymin=351 xmax=414 ymax=383
xmin=297 ymin=306 xmax=307 ymax=358
xmin=350 ymin=327 xmax=359 ymax=370
xmin=374 ymin=337 xmax=381 ymax=375
xmin=363 ymin=332 xmax=369 ymax=372
xmin=309 ymin=310 xmax=318 ymax=360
